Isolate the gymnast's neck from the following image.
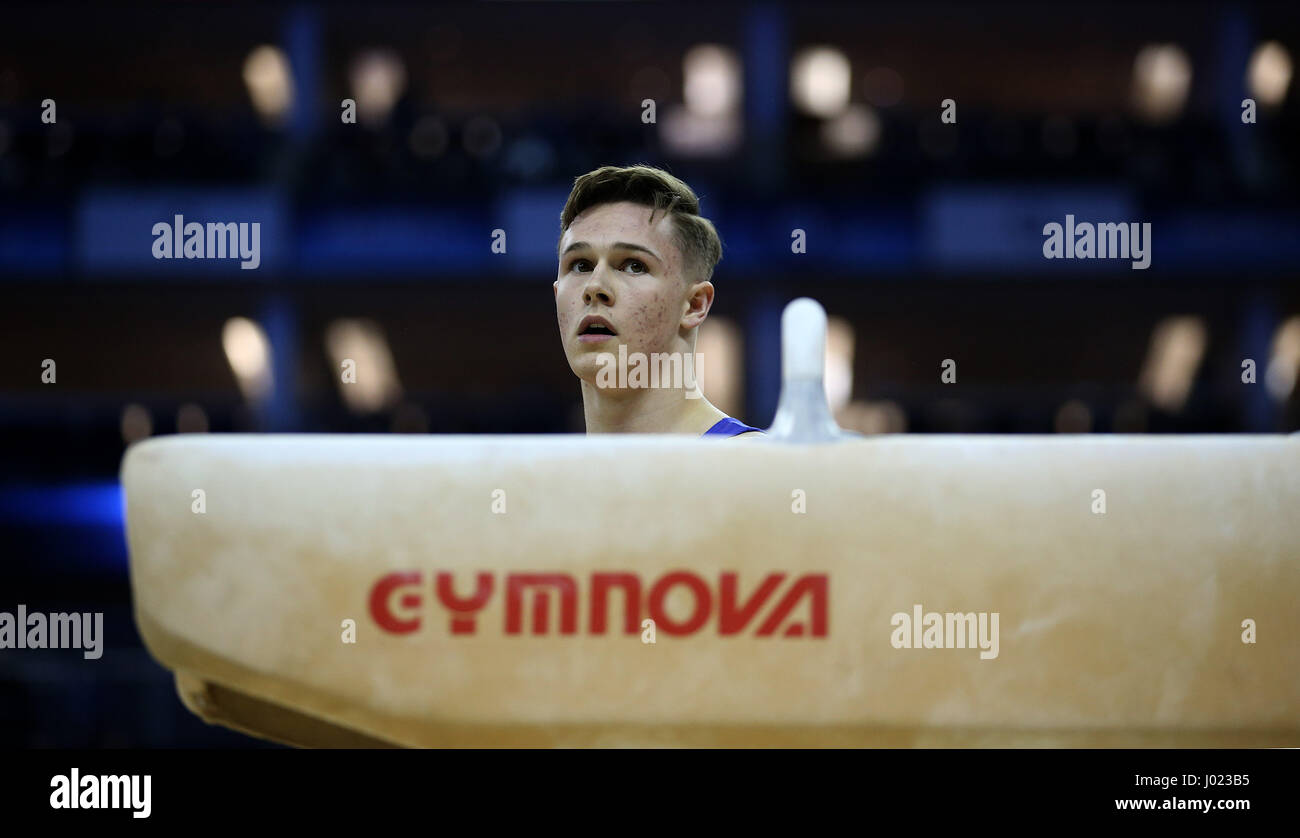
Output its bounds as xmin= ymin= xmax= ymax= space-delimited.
xmin=579 ymin=380 xmax=730 ymax=435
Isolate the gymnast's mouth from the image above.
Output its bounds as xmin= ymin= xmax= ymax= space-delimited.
xmin=577 ymin=315 xmax=618 ymax=341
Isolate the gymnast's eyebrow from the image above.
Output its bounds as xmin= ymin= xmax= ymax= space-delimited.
xmin=560 ymin=241 xmax=662 ymax=262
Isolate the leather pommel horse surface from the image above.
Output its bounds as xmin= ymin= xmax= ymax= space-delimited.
xmin=122 ymin=434 xmax=1300 ymax=748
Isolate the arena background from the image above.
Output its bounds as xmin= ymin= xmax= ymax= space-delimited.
xmin=2 ymin=0 xmax=1298 ymax=747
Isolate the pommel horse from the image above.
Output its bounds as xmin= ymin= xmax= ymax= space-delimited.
xmin=122 ymin=299 xmax=1300 ymax=747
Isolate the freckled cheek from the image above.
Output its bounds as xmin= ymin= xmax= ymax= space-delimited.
xmin=655 ymin=293 xmax=679 ymax=334
xmin=625 ymin=296 xmax=676 ymax=344
xmin=554 ymin=285 xmax=578 ymax=325
xmin=656 ymin=305 xmax=672 ymax=335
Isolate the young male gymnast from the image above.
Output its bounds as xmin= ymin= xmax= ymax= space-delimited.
xmin=554 ymin=164 xmax=763 ymax=438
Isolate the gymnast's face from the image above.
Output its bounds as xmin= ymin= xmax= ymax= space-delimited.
xmin=554 ymin=201 xmax=708 ymax=384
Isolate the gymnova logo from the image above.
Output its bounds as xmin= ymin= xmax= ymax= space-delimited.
xmin=1042 ymin=214 xmax=1151 ymax=270
xmin=151 ymin=214 xmax=261 ymax=269
xmin=50 ymin=769 xmax=151 ymax=818
xmin=370 ymin=570 xmax=828 ymax=637
xmin=890 ymin=604 xmax=1000 ymax=660
xmin=595 ymin=346 xmax=703 ymax=398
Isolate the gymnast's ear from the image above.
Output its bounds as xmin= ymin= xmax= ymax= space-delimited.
xmin=681 ymin=280 xmax=714 ymax=329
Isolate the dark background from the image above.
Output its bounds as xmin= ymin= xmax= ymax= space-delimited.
xmin=2 ymin=0 xmax=1298 ymax=746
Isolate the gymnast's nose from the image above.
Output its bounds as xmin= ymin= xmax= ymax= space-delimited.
xmin=582 ymin=266 xmax=615 ymax=307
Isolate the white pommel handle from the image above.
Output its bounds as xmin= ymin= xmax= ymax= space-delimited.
xmin=766 ymin=297 xmax=856 ymax=443
xmin=782 ymin=297 xmax=827 ymax=382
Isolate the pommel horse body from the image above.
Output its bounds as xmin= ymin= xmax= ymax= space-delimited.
xmin=122 ymin=300 xmax=1300 ymax=747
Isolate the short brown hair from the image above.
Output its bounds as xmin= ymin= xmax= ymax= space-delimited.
xmin=559 ymin=164 xmax=723 ymax=284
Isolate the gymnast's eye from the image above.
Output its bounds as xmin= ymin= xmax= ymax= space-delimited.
xmin=569 ymin=259 xmax=590 ymax=272
xmin=623 ymin=259 xmax=647 ymax=274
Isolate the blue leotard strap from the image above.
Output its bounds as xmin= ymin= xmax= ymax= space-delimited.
xmin=702 ymin=417 xmax=764 ymax=437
